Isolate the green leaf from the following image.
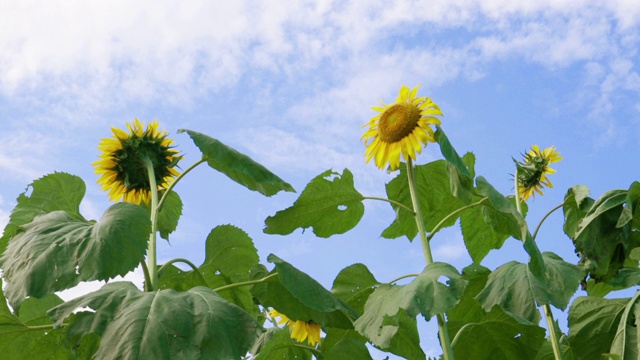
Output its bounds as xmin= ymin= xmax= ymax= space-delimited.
xmin=476 ymin=176 xmax=527 ymax=241
xmin=178 ymin=129 xmax=294 ymax=196
xmin=1 ymin=203 xmax=150 ymax=308
xmin=321 ymin=328 xmax=372 ymax=360
xmin=48 ymin=281 xmax=262 ymax=360
xmin=451 ymin=306 xmax=546 ymax=360
xmin=535 ymin=336 xmax=575 ymax=360
xmin=252 ymin=254 xmax=356 ymax=329
xmin=0 ymin=172 xmax=85 ymax=266
xmin=447 ymin=263 xmax=491 ymax=326
xmin=331 ymin=263 xmax=381 ymax=314
xmin=460 ymin=198 xmax=510 ymax=263
xmin=252 ymin=327 xmax=312 ymax=360
xmin=568 ymin=296 xmax=628 ymax=360
xmin=264 ymin=169 xmax=364 ymax=237
xmin=435 ymin=126 xmax=471 ymax=178
xmin=155 ymin=190 xmax=183 ymax=241
xmin=446 ymin=152 xmax=475 ymax=205
xmin=382 ymin=160 xmax=465 ymax=240
xmin=610 ymin=291 xmax=640 ymax=360
xmin=563 ymin=185 xmax=593 ymax=240
xmin=354 ymin=262 xmax=466 ymax=351
xmin=542 ymin=252 xmax=586 ymax=310
xmin=0 ymin=279 xmax=72 ymax=359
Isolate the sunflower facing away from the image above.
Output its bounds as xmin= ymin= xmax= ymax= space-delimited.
xmin=268 ymin=309 xmax=322 ymax=346
xmin=93 ymin=119 xmax=181 ymax=204
xmin=361 ymin=85 xmax=443 ymax=170
xmin=515 ymin=145 xmax=562 ymax=201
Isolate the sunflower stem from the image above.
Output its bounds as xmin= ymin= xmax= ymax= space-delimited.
xmin=514 ymin=167 xmax=562 ymax=360
xmin=157 ymin=158 xmax=207 ymax=212
xmin=405 ymin=159 xmax=454 ymax=360
xmin=158 ymin=257 xmax=208 ymax=286
xmin=144 ymin=158 xmax=160 ymax=291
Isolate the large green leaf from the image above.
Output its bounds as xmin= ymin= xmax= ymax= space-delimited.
xmin=451 ymin=306 xmax=546 ymax=360
xmin=563 ymin=185 xmax=593 ymax=240
xmin=475 ymin=176 xmax=527 ymax=241
xmin=609 ymin=291 xmax=640 ymax=359
xmin=143 ymin=189 xmax=182 ymax=241
xmin=1 ymin=203 xmax=150 ymax=308
xmin=48 ymin=281 xmax=262 ymax=360
xmin=331 ymin=263 xmax=381 ymax=314
xmin=382 ymin=160 xmax=465 ymax=240
xmin=0 ymin=279 xmax=72 ymax=359
xmin=460 ymin=197 xmax=511 ymax=263
xmin=0 ymin=172 xmax=85 ymax=266
xmin=251 ymin=327 xmax=312 ymax=360
xmin=476 ymin=252 xmax=581 ymax=324
xmin=447 ymin=263 xmax=491 ymax=327
xmin=178 ymin=129 xmax=294 ymax=196
xmin=354 ymin=262 xmax=466 ymax=352
xmin=320 ymin=328 xmax=372 ymax=360
xmin=568 ymin=296 xmax=628 ymax=359
xmin=252 ymin=254 xmax=356 ymax=329
xmin=264 ymin=169 xmax=364 ymax=237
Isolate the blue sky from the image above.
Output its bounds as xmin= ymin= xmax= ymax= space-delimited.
xmin=1 ymin=1 xmax=640 ymax=357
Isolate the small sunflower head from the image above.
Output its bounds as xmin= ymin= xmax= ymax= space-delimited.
xmin=93 ymin=119 xmax=181 ymax=204
xmin=361 ymin=85 xmax=443 ymax=170
xmin=268 ymin=309 xmax=322 ymax=346
xmin=515 ymin=145 xmax=562 ymax=201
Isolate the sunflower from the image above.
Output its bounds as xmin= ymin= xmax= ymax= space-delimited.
xmin=515 ymin=145 xmax=562 ymax=201
xmin=268 ymin=309 xmax=322 ymax=346
xmin=93 ymin=119 xmax=181 ymax=204
xmin=361 ymin=85 xmax=443 ymax=170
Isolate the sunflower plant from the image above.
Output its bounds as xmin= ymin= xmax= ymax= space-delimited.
xmin=0 ymin=90 xmax=639 ymax=360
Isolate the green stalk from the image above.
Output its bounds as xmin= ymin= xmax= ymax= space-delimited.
xmin=362 ymin=196 xmax=416 ymax=216
xmin=144 ymin=158 xmax=160 ymax=291
xmin=158 ymin=257 xmax=208 ymax=286
xmin=405 ymin=159 xmax=454 ymax=360
xmin=157 ymin=158 xmax=206 ymax=211
xmin=514 ymin=168 xmax=562 ymax=360
xmin=212 ymin=273 xmax=279 ymax=293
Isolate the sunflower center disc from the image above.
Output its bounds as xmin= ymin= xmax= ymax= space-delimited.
xmin=378 ymin=103 xmax=421 ymax=143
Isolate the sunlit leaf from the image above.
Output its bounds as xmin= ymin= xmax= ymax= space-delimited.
xmin=179 ymin=129 xmax=295 ymax=196
xmin=331 ymin=263 xmax=381 ymax=314
xmin=354 ymin=262 xmax=466 ymax=352
xmin=264 ymin=169 xmax=364 ymax=237
xmin=382 ymin=161 xmax=465 ymax=241
xmin=568 ymin=296 xmax=628 ymax=360
xmin=0 ymin=172 xmax=85 ymax=266
xmin=451 ymin=306 xmax=546 ymax=360
xmin=610 ymin=291 xmax=640 ymax=360
xmin=252 ymin=254 xmax=356 ymax=329
xmin=2 ymin=203 xmax=150 ymax=308
xmin=48 ymin=282 xmax=262 ymax=360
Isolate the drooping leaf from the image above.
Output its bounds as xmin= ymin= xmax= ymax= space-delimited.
xmin=382 ymin=160 xmax=465 ymax=241
xmin=609 ymin=291 xmax=640 ymax=359
xmin=435 ymin=126 xmax=471 ymax=178
xmin=446 ymin=152 xmax=475 ymax=205
xmin=563 ymin=185 xmax=593 ymax=240
xmin=48 ymin=281 xmax=262 ymax=360
xmin=251 ymin=327 xmax=312 ymax=360
xmin=447 ymin=263 xmax=491 ymax=327
xmin=451 ymin=305 xmax=546 ymax=360
xmin=0 ymin=172 xmax=86 ymax=266
xmin=354 ymin=262 xmax=466 ymax=352
xmin=321 ymin=328 xmax=373 ymax=360
xmin=264 ymin=169 xmax=364 ymax=237
xmin=155 ymin=190 xmax=183 ymax=241
xmin=178 ymin=129 xmax=294 ymax=196
xmin=476 ymin=252 xmax=580 ymax=323
xmin=331 ymin=263 xmax=381 ymax=314
xmin=252 ymin=254 xmax=356 ymax=329
xmin=2 ymin=203 xmax=150 ymax=308
xmin=568 ymin=296 xmax=628 ymax=360
xmin=475 ymin=176 xmax=527 ymax=241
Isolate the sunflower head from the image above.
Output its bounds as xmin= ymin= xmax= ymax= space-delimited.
xmin=93 ymin=119 xmax=181 ymax=204
xmin=268 ymin=309 xmax=322 ymax=346
xmin=361 ymin=85 xmax=443 ymax=170
xmin=515 ymin=145 xmax=562 ymax=201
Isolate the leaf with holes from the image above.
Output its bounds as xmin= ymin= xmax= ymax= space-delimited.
xmin=264 ymin=169 xmax=364 ymax=237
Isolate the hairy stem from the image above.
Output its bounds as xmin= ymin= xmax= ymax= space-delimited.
xmin=144 ymin=158 xmax=160 ymax=291
xmin=405 ymin=159 xmax=454 ymax=360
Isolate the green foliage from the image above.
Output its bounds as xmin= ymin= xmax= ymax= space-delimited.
xmin=149 ymin=189 xmax=183 ymax=241
xmin=178 ymin=129 xmax=295 ymax=196
xmin=383 ymin=160 xmax=465 ymax=240
xmin=331 ymin=263 xmax=381 ymax=314
xmin=48 ymin=282 xmax=262 ymax=360
xmin=320 ymin=328 xmax=372 ymax=360
xmin=251 ymin=327 xmax=313 ymax=360
xmin=264 ymin=169 xmax=364 ymax=237
xmin=2 ymin=203 xmax=150 ymax=308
